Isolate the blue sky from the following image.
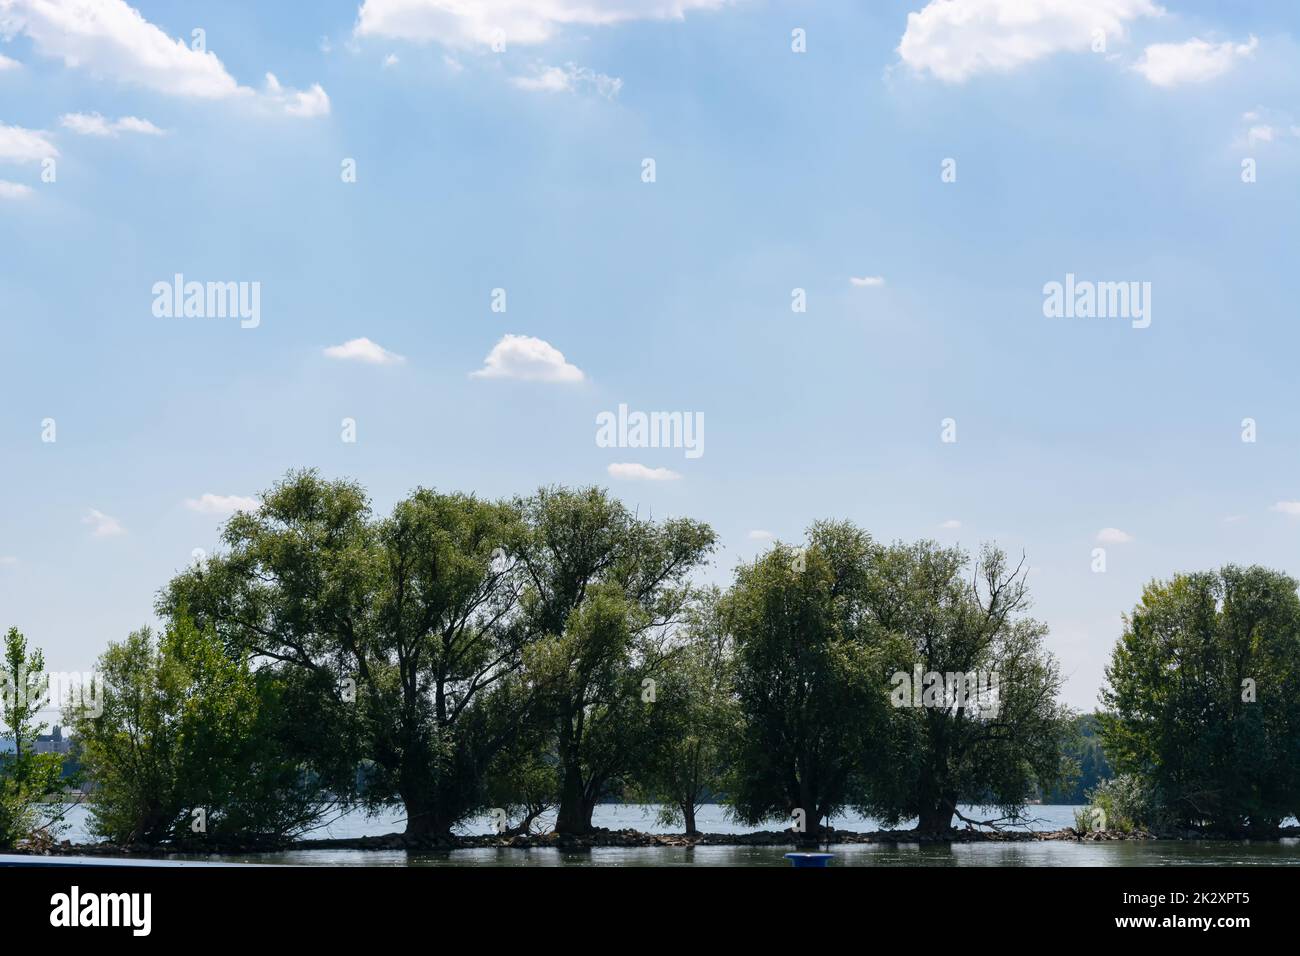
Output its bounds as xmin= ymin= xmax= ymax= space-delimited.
xmin=1 ymin=0 xmax=1298 ymax=710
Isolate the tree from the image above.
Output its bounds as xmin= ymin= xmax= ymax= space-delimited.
xmin=860 ymin=542 xmax=1071 ymax=834
xmin=638 ymin=589 xmax=737 ymax=834
xmin=726 ymin=523 xmax=895 ymax=839
xmin=67 ymin=617 xmax=318 ymax=846
xmin=0 ymin=627 xmax=67 ymax=848
xmin=1099 ymin=565 xmax=1300 ymax=834
xmin=516 ymin=486 xmax=716 ymax=835
xmin=163 ymin=470 xmax=534 ymax=839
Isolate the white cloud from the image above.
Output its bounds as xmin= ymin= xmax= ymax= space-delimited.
xmin=443 ymin=54 xmax=463 ymax=73
xmin=262 ymin=72 xmax=331 ymax=117
xmin=849 ymin=275 xmax=885 ymax=287
xmin=60 ymin=111 xmax=163 ymax=136
xmin=324 ymin=337 xmax=406 ymax=365
xmin=0 ymin=555 xmax=17 ymax=566
xmin=1271 ymin=501 xmax=1300 ymax=516
xmin=607 ymin=462 xmax=681 ymax=481
xmin=1095 ymin=527 xmax=1134 ymax=543
xmin=0 ymin=178 xmax=31 ymax=198
xmin=0 ymin=52 xmax=19 ymax=69
xmin=1238 ymin=108 xmax=1300 ymax=148
xmin=939 ymin=519 xmax=961 ymax=529
xmin=0 ymin=121 xmax=57 ymax=162
xmin=471 ymin=334 xmax=584 ymax=383
xmin=512 ymin=62 xmax=622 ymax=98
xmin=184 ymin=493 xmax=259 ymax=515
xmin=1134 ymin=36 xmax=1257 ymax=88
xmin=897 ymin=0 xmax=1161 ymax=83
xmin=354 ymin=0 xmax=731 ymax=48
xmin=83 ymin=508 xmax=124 ymax=537
xmin=0 ymin=0 xmax=328 ymax=115
xmin=748 ymin=529 xmax=773 ymax=540
xmin=382 ymin=52 xmax=399 ymax=68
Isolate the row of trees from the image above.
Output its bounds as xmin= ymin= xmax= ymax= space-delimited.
xmin=9 ymin=470 xmax=1298 ymax=847
xmin=49 ymin=470 xmax=1072 ymax=845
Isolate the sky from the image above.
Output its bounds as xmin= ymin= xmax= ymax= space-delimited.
xmin=1 ymin=0 xmax=1298 ymax=712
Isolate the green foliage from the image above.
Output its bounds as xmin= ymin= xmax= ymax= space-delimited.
xmin=515 ymin=485 xmax=716 ymax=834
xmin=1100 ymin=565 xmax=1300 ymax=833
xmin=726 ymin=522 xmax=895 ymax=832
xmin=1043 ymin=713 xmax=1112 ymax=804
xmin=67 ymin=617 xmax=318 ymax=846
xmin=1080 ymin=774 xmax=1155 ymax=833
xmin=0 ymin=627 xmax=68 ymax=848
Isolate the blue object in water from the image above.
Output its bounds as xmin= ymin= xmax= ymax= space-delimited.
xmin=784 ymin=852 xmax=834 ymax=868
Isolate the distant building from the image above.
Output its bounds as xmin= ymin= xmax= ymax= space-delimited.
xmin=35 ymin=725 xmax=73 ymax=755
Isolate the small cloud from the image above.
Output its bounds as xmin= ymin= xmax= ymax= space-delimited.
xmin=262 ymin=72 xmax=331 ymax=117
xmin=0 ymin=180 xmax=32 ymax=200
xmin=471 ymin=334 xmax=584 ymax=383
xmin=1223 ymin=514 xmax=1246 ymax=524
xmin=0 ymin=53 xmax=20 ymax=71
xmin=184 ymin=494 xmax=259 ymax=515
xmin=512 ymin=62 xmax=622 ymax=99
xmin=324 ymin=337 xmax=406 ymax=365
xmin=1095 ymin=527 xmax=1134 ymax=544
xmin=0 ymin=122 xmax=57 ymax=163
xmin=1237 ymin=107 xmax=1300 ymax=149
xmin=748 ymin=529 xmax=774 ymax=541
xmin=849 ymin=275 xmax=885 ymax=287
xmin=607 ymin=463 xmax=681 ymax=481
xmin=1134 ymin=36 xmax=1258 ymax=88
xmin=382 ymin=53 xmax=399 ymax=68
xmin=60 ymin=112 xmax=165 ymax=137
xmin=319 ymin=36 xmax=333 ymax=54
xmin=1271 ymin=501 xmax=1300 ymax=516
xmin=84 ymin=509 xmax=125 ymax=537
xmin=939 ymin=519 xmax=961 ymax=530
xmin=0 ymin=555 xmax=17 ymax=567
xmin=443 ymin=54 xmax=464 ymax=74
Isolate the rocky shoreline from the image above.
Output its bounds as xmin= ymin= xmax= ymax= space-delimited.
xmin=14 ymin=823 xmax=1300 ymax=857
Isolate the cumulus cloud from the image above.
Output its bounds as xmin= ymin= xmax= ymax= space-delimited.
xmin=0 ymin=122 xmax=57 ymax=162
xmin=471 ymin=334 xmax=584 ymax=383
xmin=0 ymin=52 xmax=19 ymax=69
xmin=261 ymin=72 xmax=331 ymax=117
xmin=1095 ymin=527 xmax=1134 ymax=544
xmin=184 ymin=493 xmax=259 ymax=515
xmin=1271 ymin=501 xmax=1300 ymax=516
xmin=607 ymin=462 xmax=681 ymax=481
xmin=897 ymin=0 xmax=1161 ymax=83
xmin=748 ymin=529 xmax=774 ymax=540
xmin=1134 ymin=36 xmax=1257 ymax=87
xmin=1237 ymin=108 xmax=1299 ymax=149
xmin=512 ymin=62 xmax=622 ymax=98
xmin=0 ymin=0 xmax=328 ymax=115
xmin=354 ymin=0 xmax=732 ymax=48
xmin=0 ymin=178 xmax=31 ymax=198
xmin=83 ymin=508 xmax=124 ymax=537
xmin=61 ymin=111 xmax=163 ymax=136
xmin=324 ymin=337 xmax=406 ymax=365
xmin=849 ymin=275 xmax=885 ymax=287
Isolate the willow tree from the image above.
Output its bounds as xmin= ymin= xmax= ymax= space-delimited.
xmin=726 ymin=522 xmax=895 ymax=838
xmin=162 ymin=469 xmax=533 ymax=839
xmin=859 ymin=542 xmax=1071 ymax=834
xmin=515 ymin=486 xmax=716 ymax=835
xmin=1100 ymin=565 xmax=1300 ymax=834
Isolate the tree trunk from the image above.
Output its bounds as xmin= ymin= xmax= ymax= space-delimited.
xmin=683 ymin=804 xmax=697 ymax=835
xmin=916 ymin=799 xmax=956 ymax=834
xmin=400 ymin=788 xmax=451 ymax=839
xmin=554 ymin=760 xmax=590 ymax=834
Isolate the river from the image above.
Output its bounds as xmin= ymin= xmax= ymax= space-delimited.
xmin=45 ymin=803 xmax=1300 ymax=866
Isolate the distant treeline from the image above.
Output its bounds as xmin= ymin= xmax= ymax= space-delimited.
xmin=4 ymin=471 xmax=1299 ymax=849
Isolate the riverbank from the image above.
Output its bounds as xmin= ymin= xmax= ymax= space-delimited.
xmin=3 ymin=825 xmax=1180 ymax=857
